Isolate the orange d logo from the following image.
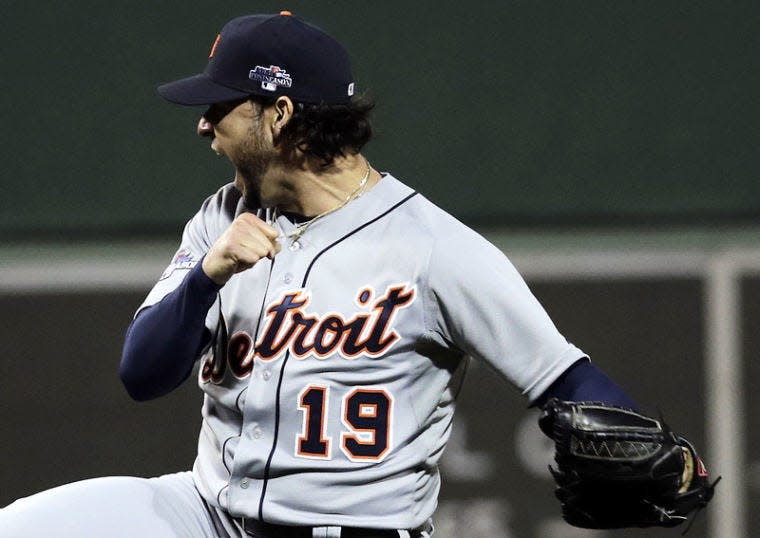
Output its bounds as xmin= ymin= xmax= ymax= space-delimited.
xmin=209 ymin=34 xmax=221 ymax=58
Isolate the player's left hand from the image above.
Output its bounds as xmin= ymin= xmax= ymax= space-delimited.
xmin=539 ymin=399 xmax=720 ymax=529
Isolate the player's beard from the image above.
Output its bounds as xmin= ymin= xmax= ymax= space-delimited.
xmin=234 ymin=119 xmax=278 ymax=209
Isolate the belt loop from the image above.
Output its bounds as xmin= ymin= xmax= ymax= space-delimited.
xmin=398 ymin=531 xmax=411 ymax=538
xmin=312 ymin=526 xmax=341 ymax=537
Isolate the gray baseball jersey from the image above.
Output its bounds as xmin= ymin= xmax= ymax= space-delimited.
xmin=142 ymin=173 xmax=585 ymax=529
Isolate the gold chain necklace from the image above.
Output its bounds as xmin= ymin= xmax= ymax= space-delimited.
xmin=281 ymin=159 xmax=371 ymax=244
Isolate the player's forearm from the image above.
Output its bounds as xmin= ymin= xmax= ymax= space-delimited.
xmin=534 ymin=359 xmax=639 ymax=410
xmin=119 ymin=261 xmax=220 ymax=401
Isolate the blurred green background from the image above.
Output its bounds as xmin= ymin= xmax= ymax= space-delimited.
xmin=2 ymin=0 xmax=758 ymax=238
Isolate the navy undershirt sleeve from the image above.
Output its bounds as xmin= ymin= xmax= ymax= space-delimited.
xmin=119 ymin=261 xmax=221 ymax=401
xmin=534 ymin=359 xmax=639 ymax=410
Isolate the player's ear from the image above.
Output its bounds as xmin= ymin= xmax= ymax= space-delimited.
xmin=272 ymin=96 xmax=294 ymax=134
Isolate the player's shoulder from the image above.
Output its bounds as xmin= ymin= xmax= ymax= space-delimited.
xmin=384 ymin=174 xmax=483 ymax=240
xmin=197 ymin=182 xmax=244 ymax=219
xmin=382 ymin=174 xmax=506 ymax=268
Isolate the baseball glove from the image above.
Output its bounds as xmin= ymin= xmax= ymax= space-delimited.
xmin=539 ymin=399 xmax=719 ymax=530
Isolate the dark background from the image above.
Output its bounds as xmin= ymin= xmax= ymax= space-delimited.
xmin=2 ymin=0 xmax=759 ymax=238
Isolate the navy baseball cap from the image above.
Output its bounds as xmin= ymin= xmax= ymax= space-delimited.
xmin=158 ymin=11 xmax=355 ymax=106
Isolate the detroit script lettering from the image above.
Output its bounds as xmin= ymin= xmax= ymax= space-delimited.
xmin=201 ymin=284 xmax=416 ymax=383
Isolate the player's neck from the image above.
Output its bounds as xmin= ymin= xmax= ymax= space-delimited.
xmin=278 ymin=154 xmax=380 ymax=217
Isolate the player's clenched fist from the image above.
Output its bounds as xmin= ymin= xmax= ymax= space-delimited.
xmin=202 ymin=213 xmax=281 ymax=285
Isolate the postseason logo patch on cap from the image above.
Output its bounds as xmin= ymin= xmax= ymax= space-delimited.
xmin=249 ymin=65 xmax=293 ymax=92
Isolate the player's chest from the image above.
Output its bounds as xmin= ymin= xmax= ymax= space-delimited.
xmin=216 ymin=242 xmax=426 ymax=369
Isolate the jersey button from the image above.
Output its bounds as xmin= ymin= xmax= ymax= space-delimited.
xmin=283 ymin=273 xmax=294 ymax=284
xmin=253 ymin=427 xmax=263 ymax=439
xmin=240 ymin=478 xmax=249 ymax=489
xmin=288 ymin=240 xmax=302 ymax=251
xmin=262 ymin=370 xmax=272 ymax=381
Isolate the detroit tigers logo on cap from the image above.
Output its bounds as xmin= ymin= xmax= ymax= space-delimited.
xmin=208 ymin=34 xmax=221 ymax=58
xmin=250 ymin=65 xmax=293 ymax=92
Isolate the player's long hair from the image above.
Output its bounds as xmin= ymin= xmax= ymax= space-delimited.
xmin=253 ymin=94 xmax=374 ymax=167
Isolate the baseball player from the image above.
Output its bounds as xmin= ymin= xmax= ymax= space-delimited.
xmin=1 ymin=11 xmax=715 ymax=537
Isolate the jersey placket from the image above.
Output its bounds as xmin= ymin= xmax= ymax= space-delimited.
xmin=226 ymin=232 xmax=313 ymax=518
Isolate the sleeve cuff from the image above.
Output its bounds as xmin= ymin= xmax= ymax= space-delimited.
xmin=186 ymin=257 xmax=223 ymax=296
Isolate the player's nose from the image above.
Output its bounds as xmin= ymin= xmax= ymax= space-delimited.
xmin=197 ymin=116 xmax=214 ymax=137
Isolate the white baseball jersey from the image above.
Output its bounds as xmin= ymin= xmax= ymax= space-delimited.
xmin=141 ymin=173 xmax=585 ymax=529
